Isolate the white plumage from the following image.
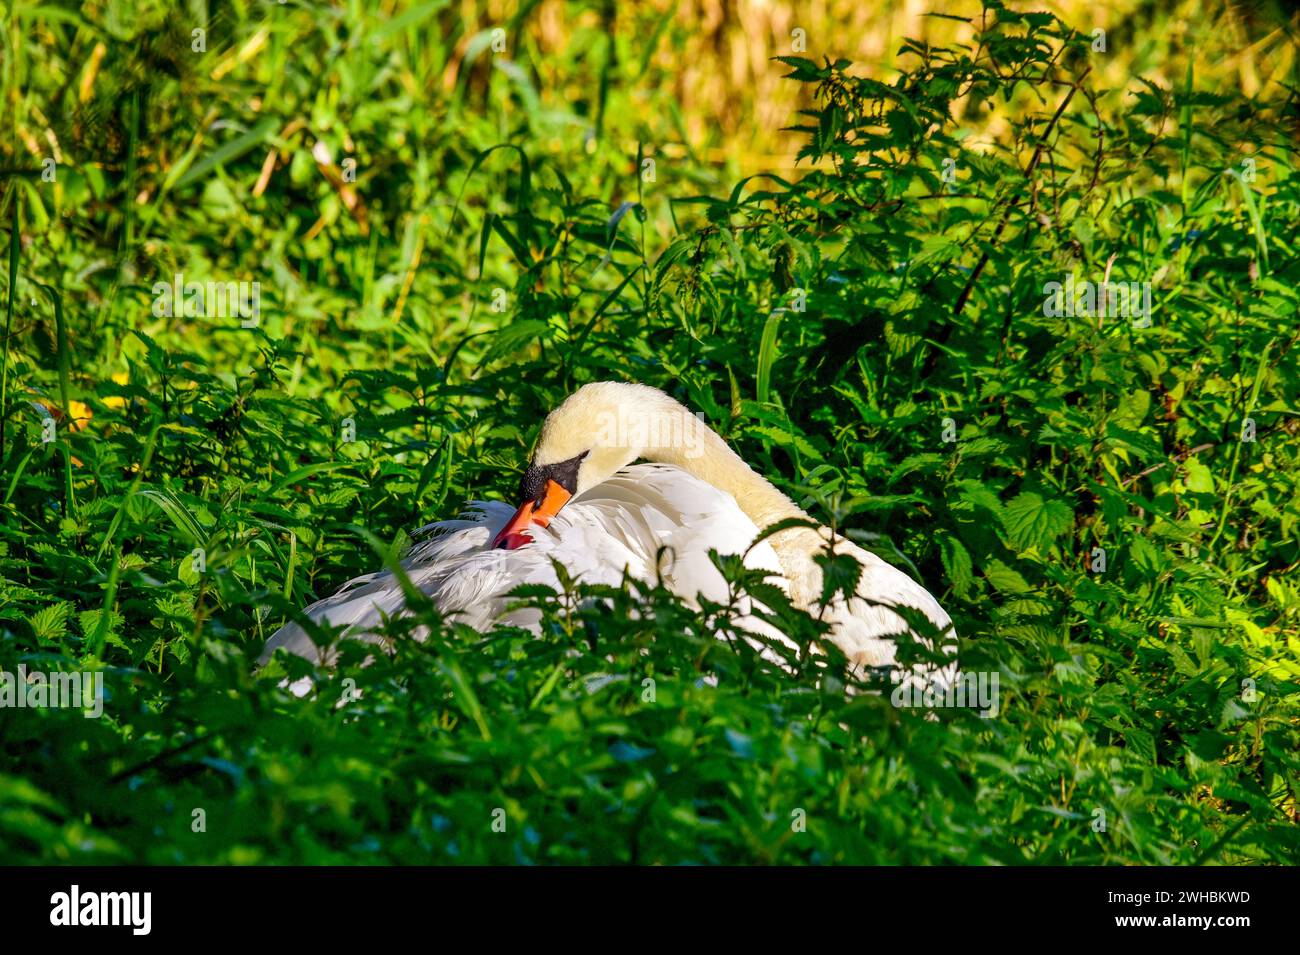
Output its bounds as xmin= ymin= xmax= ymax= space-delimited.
xmin=261 ymin=381 xmax=957 ymax=690
xmin=259 ymin=464 xmax=791 ymax=667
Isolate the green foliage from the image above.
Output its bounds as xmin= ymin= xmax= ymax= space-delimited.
xmin=1 ymin=1 xmax=1297 ymax=864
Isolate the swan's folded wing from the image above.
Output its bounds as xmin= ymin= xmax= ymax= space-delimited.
xmin=259 ymin=499 xmax=646 ymax=664
xmin=820 ymin=538 xmax=958 ymax=689
xmin=261 ymin=464 xmax=792 ymax=667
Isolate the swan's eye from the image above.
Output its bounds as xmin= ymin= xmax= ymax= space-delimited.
xmin=547 ymin=449 xmax=589 ymax=495
xmin=521 ymin=450 xmax=588 ymax=501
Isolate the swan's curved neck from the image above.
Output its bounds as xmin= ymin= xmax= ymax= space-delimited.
xmin=550 ymin=384 xmax=828 ymax=603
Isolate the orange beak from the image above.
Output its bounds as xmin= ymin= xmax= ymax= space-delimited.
xmin=492 ymin=479 xmax=573 ymax=549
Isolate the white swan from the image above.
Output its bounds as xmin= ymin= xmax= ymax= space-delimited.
xmin=260 ymin=381 xmax=955 ymax=685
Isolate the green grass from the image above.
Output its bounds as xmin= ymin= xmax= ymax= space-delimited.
xmin=0 ymin=0 xmax=1297 ymax=864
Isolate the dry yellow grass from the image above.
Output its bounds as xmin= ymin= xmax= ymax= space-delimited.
xmin=453 ymin=0 xmax=1297 ymax=172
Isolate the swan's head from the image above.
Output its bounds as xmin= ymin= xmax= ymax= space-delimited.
xmin=492 ymin=381 xmax=702 ymax=548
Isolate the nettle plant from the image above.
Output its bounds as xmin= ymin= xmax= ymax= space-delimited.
xmin=642 ymin=1 xmax=1300 ymax=856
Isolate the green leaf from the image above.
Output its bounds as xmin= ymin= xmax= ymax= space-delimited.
xmin=755 ymin=309 xmax=783 ymax=404
xmin=937 ymin=535 xmax=974 ymax=596
xmin=30 ymin=602 xmax=70 ymax=642
xmin=1001 ymin=492 xmax=1074 ymax=552
xmin=1124 ymin=729 xmax=1157 ymax=763
xmin=1183 ymin=458 xmax=1215 ymax=494
xmin=984 ymin=559 xmax=1032 ymax=594
xmin=814 ymin=549 xmax=863 ymax=605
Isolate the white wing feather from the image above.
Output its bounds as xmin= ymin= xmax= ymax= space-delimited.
xmin=260 ymin=462 xmax=955 ymax=692
xmin=812 ymin=537 xmax=958 ymax=689
xmin=259 ymin=464 xmax=789 ymax=667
